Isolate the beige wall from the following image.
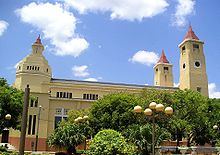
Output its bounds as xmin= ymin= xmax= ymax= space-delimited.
xmin=154 ymin=63 xmax=173 ymax=87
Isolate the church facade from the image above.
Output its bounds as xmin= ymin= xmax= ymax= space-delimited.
xmin=6 ymin=25 xmax=208 ymax=151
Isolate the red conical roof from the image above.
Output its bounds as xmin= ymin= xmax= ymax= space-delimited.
xmin=35 ymin=35 xmax=42 ymax=44
xmin=184 ymin=24 xmax=199 ymax=40
xmin=157 ymin=50 xmax=169 ymax=63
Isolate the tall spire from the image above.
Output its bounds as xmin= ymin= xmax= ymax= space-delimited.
xmin=183 ymin=24 xmax=199 ymax=40
xmin=157 ymin=50 xmax=169 ymax=63
xmin=35 ymin=34 xmax=42 ymax=44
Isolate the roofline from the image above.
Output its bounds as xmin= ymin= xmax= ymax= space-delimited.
xmin=51 ymin=78 xmax=179 ymax=90
xmin=178 ymin=39 xmax=204 ymax=47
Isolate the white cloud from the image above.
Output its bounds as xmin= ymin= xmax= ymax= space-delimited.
xmin=174 ymin=82 xmax=180 ymax=87
xmin=129 ymin=50 xmax=159 ymax=66
xmin=72 ymin=65 xmax=89 ymax=77
xmin=0 ymin=20 xmax=9 ymax=36
xmin=84 ymin=78 xmax=98 ymax=82
xmin=65 ymin=0 xmax=169 ymax=21
xmin=208 ymin=83 xmax=220 ymax=99
xmin=172 ymin=0 xmax=195 ymax=27
xmin=16 ymin=2 xmax=89 ymax=57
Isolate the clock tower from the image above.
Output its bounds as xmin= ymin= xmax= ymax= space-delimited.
xmin=178 ymin=25 xmax=208 ymax=96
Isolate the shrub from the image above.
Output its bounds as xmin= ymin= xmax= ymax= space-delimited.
xmin=89 ymin=129 xmax=136 ymax=155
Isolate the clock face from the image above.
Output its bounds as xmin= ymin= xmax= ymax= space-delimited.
xmin=194 ymin=61 xmax=201 ymax=68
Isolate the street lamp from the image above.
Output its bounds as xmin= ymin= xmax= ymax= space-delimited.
xmin=2 ymin=114 xmax=11 ymax=143
xmin=213 ymin=125 xmax=218 ymax=130
xmin=35 ymin=105 xmax=42 ymax=151
xmin=5 ymin=114 xmax=11 ymax=120
xmin=134 ymin=102 xmax=173 ymax=155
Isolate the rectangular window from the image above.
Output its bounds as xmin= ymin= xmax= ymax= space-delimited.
xmin=96 ymin=94 xmax=99 ymax=100
xmin=28 ymin=115 xmax=32 ymax=135
xmin=83 ymin=94 xmax=86 ymax=99
xmin=83 ymin=94 xmax=99 ymax=100
xmin=32 ymin=115 xmax=36 ymax=135
xmin=54 ymin=116 xmax=62 ymax=129
xmin=30 ymin=99 xmax=34 ymax=107
xmin=92 ymin=94 xmax=95 ymax=100
xmin=27 ymin=66 xmax=29 ymax=70
xmin=56 ymin=92 xmax=59 ymax=98
xmin=164 ymin=67 xmax=169 ymax=71
xmin=54 ymin=108 xmax=69 ymax=129
xmin=193 ymin=44 xmax=199 ymax=49
xmin=69 ymin=93 xmax=72 ymax=99
xmin=60 ymin=92 xmax=63 ymax=98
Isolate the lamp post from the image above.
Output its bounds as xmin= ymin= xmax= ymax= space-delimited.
xmin=75 ymin=115 xmax=89 ymax=150
xmin=212 ymin=125 xmax=219 ymax=146
xmin=134 ymin=102 xmax=173 ymax=155
xmin=1 ymin=114 xmax=11 ymax=143
xmin=35 ymin=105 xmax=42 ymax=151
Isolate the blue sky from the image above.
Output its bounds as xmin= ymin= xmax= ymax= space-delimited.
xmin=0 ymin=0 xmax=220 ymax=98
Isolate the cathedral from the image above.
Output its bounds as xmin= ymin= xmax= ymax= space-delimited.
xmin=4 ymin=25 xmax=209 ymax=151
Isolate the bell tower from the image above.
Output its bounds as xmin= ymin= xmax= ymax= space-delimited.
xmin=178 ymin=25 xmax=208 ymax=96
xmin=154 ymin=50 xmax=173 ymax=87
xmin=14 ymin=35 xmax=52 ymax=93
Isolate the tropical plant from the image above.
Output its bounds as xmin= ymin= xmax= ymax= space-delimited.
xmin=124 ymin=124 xmax=171 ymax=155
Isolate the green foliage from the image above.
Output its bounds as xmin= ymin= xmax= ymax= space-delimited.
xmin=89 ymin=93 xmax=141 ymax=134
xmin=124 ymin=124 xmax=171 ymax=155
xmin=47 ymin=122 xmax=85 ymax=151
xmin=207 ymin=98 xmax=220 ymax=146
xmin=0 ymin=145 xmax=7 ymax=152
xmin=169 ymin=89 xmax=210 ymax=146
xmin=140 ymin=89 xmax=173 ymax=106
xmin=0 ymin=78 xmax=24 ymax=133
xmin=89 ymin=129 xmax=136 ymax=155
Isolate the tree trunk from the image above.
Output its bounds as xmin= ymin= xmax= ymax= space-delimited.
xmin=67 ymin=146 xmax=77 ymax=155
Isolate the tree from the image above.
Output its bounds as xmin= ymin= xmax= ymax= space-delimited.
xmin=207 ymin=98 xmax=220 ymax=146
xmin=0 ymin=78 xmax=23 ymax=132
xmin=89 ymin=129 xmax=136 ymax=155
xmin=47 ymin=122 xmax=85 ymax=155
xmin=169 ymin=89 xmax=210 ymax=146
xmin=89 ymin=93 xmax=141 ymax=134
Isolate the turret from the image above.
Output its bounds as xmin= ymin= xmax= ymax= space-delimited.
xmin=14 ymin=36 xmax=52 ymax=92
xmin=154 ymin=50 xmax=173 ymax=87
